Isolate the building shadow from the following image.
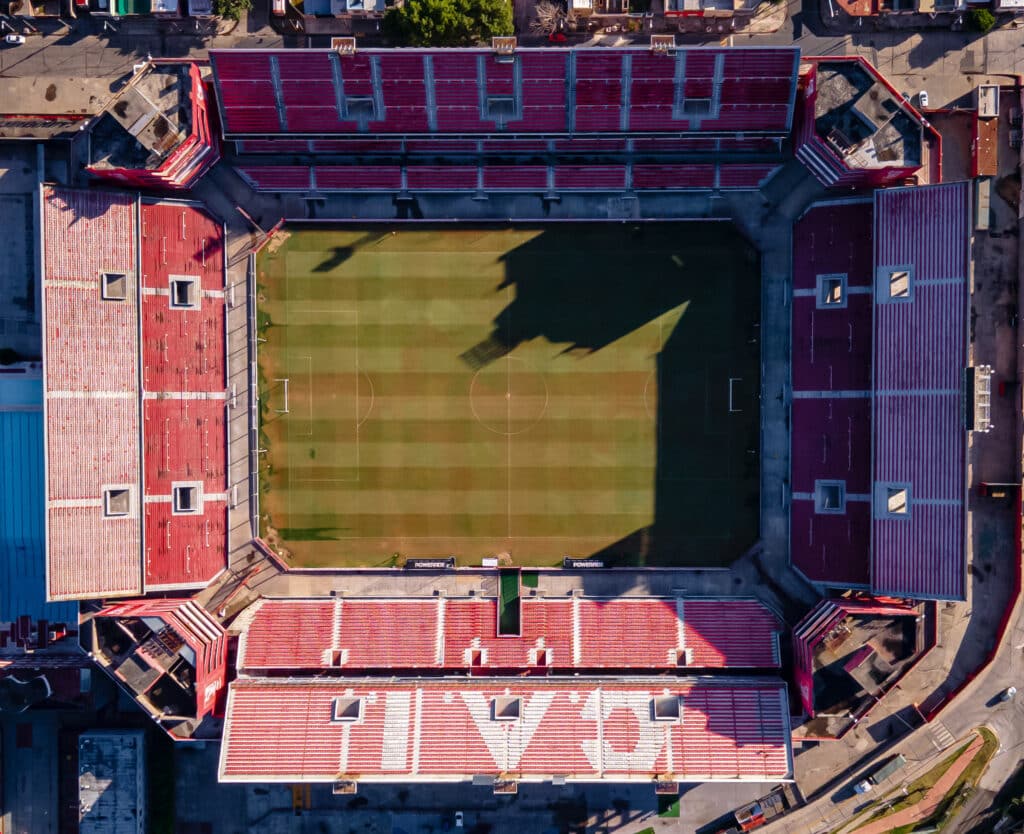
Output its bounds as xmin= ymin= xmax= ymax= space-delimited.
xmin=486 ymin=223 xmax=761 ymax=568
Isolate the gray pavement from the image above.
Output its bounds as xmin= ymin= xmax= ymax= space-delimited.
xmin=174 ymin=738 xmax=775 ymax=834
xmin=1 ymin=713 xmax=60 ymax=834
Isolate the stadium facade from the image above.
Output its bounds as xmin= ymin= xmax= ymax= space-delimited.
xmin=21 ymin=42 xmax=981 ymax=787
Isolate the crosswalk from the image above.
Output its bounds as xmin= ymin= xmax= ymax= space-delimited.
xmin=930 ymin=720 xmax=957 ymax=751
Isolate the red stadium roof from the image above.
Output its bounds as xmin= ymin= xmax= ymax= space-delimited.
xmin=219 ymin=677 xmax=792 ymax=783
xmin=870 ymin=182 xmax=970 ymax=600
xmin=42 ymin=188 xmax=229 ymax=601
xmin=209 ymin=47 xmax=800 ymax=139
xmin=236 ymin=596 xmax=782 ymax=673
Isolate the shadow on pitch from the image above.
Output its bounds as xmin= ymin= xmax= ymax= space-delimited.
xmin=470 ymin=223 xmax=761 ymax=568
xmin=311 ymin=231 xmax=392 ymax=273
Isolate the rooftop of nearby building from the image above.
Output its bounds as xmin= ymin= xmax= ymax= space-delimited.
xmin=79 ymin=730 xmax=146 ymax=834
xmin=813 ymin=61 xmax=921 ymax=170
xmin=88 ymin=64 xmax=195 ymax=173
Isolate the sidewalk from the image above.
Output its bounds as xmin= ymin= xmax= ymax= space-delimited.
xmin=853 ymin=733 xmax=984 ymax=834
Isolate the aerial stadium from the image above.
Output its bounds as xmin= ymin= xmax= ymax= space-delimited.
xmin=13 ymin=39 xmax=986 ymax=797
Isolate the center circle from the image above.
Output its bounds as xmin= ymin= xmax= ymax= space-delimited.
xmin=469 ymin=356 xmax=548 ymax=436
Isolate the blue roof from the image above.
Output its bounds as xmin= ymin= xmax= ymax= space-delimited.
xmin=0 ymin=386 xmax=78 ymax=625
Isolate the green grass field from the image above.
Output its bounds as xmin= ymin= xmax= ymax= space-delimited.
xmin=257 ymin=224 xmax=760 ymax=568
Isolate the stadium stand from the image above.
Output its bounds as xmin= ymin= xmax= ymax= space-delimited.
xmin=235 ymin=596 xmax=782 ymax=673
xmin=210 ymin=47 xmax=800 ymax=139
xmin=789 ymin=183 xmax=971 ymax=600
xmin=871 ymin=183 xmax=970 ymax=600
xmin=219 ymin=678 xmax=792 ymax=783
xmin=42 ymin=188 xmax=143 ymax=601
xmin=41 ymin=188 xmax=229 ymax=600
xmin=789 ymin=199 xmax=874 ymax=587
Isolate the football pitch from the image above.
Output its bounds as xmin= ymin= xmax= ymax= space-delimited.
xmin=256 ymin=224 xmax=760 ymax=568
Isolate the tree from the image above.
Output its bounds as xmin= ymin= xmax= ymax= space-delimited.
xmin=529 ymin=0 xmax=565 ymax=35
xmin=384 ymin=0 xmax=513 ymax=46
xmin=213 ymin=0 xmax=252 ymax=19
xmin=966 ymin=7 xmax=996 ymax=32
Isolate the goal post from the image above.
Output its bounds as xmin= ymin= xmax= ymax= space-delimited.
xmin=728 ymin=377 xmax=742 ymax=413
xmin=274 ymin=378 xmax=290 ymax=414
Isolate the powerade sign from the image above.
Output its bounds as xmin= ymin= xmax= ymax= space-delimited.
xmin=563 ymin=558 xmax=606 ymax=569
xmin=405 ymin=558 xmax=455 ymax=570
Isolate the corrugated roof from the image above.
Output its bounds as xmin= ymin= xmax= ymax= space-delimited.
xmin=0 ymin=377 xmax=77 ymax=623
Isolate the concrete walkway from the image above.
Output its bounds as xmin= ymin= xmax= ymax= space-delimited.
xmin=853 ymin=733 xmax=985 ymax=834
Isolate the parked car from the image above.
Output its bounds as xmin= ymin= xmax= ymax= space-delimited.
xmin=455 ymin=811 xmax=464 ymax=828
xmin=917 ymin=90 xmax=929 ymax=108
xmin=4 ymin=34 xmax=26 ymax=45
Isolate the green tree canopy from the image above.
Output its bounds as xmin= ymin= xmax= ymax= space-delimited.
xmin=966 ymin=7 xmax=996 ymax=32
xmin=384 ymin=0 xmax=513 ymax=46
xmin=213 ymin=0 xmax=252 ymax=19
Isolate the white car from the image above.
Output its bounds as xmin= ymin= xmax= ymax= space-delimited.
xmin=4 ymin=34 xmax=26 ymax=45
xmin=917 ymin=90 xmax=929 ymax=108
xmin=455 ymin=811 xmax=464 ymax=828
xmin=1000 ymin=686 xmax=1017 ymax=702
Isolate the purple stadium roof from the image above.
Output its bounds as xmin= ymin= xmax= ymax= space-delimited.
xmin=209 ymin=47 xmax=800 ymax=139
xmin=870 ymin=182 xmax=971 ymax=600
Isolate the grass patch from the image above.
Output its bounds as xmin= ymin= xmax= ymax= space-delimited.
xmin=869 ymin=744 xmax=970 ymax=823
xmin=521 ymin=570 xmax=539 ymax=588
xmin=855 ymin=728 xmax=999 ymax=834
xmin=636 ymin=829 xmax=656 ymax=834
xmin=498 ymin=569 xmax=521 ymax=634
xmin=657 ymin=795 xmax=681 ymax=817
xmin=277 ymin=527 xmax=343 ymax=542
xmin=257 ymin=224 xmax=760 ymax=567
